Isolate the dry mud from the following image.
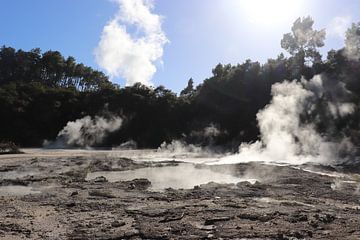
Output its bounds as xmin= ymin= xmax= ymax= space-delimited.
xmin=0 ymin=149 xmax=359 ymax=239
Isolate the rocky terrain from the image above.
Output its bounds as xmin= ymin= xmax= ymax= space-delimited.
xmin=0 ymin=149 xmax=359 ymax=239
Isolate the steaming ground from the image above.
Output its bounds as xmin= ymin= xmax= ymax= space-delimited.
xmin=0 ymin=148 xmax=359 ymax=239
xmin=3 ymin=74 xmax=359 ymax=238
xmin=43 ymin=74 xmax=357 ymax=168
xmin=44 ymin=115 xmax=123 ymax=149
xmin=212 ymin=75 xmax=357 ymax=166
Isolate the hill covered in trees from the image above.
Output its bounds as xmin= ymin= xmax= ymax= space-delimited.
xmin=1 ymin=17 xmax=360 ymax=150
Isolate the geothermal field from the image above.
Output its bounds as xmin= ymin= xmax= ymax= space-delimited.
xmin=0 ymin=148 xmax=359 ymax=239
xmin=3 ymin=0 xmax=360 ymax=239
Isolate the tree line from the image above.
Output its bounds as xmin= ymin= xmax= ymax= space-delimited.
xmin=1 ymin=16 xmax=360 ymax=149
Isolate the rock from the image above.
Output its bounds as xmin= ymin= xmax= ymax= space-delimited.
xmin=291 ymin=231 xmax=305 ymax=239
xmin=127 ymin=178 xmax=151 ymax=190
xmin=62 ymin=170 xmax=87 ymax=181
xmin=159 ymin=212 xmax=185 ymax=223
xmin=237 ymin=213 xmax=260 ymax=221
xmin=140 ymin=209 xmax=168 ymax=217
xmin=65 ymin=202 xmax=76 ymax=208
xmin=111 ymin=221 xmax=126 ymax=228
xmin=196 ymin=224 xmax=215 ymax=231
xmin=316 ymin=213 xmax=336 ymax=223
xmin=204 ymin=216 xmax=232 ymax=225
xmin=258 ymin=214 xmax=276 ymax=222
xmin=93 ymin=176 xmax=108 ymax=183
xmin=88 ymin=190 xmax=116 ymax=198
xmin=70 ymin=191 xmax=78 ymax=196
xmin=90 ymin=159 xmax=112 ymax=171
xmin=1 ymin=156 xmax=359 ymax=239
xmin=289 ymin=212 xmax=308 ymax=223
xmin=308 ymin=220 xmax=318 ymax=228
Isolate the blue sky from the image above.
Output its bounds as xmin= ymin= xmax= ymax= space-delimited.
xmin=1 ymin=0 xmax=359 ymax=92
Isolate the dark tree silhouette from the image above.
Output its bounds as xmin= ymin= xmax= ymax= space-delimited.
xmin=1 ymin=17 xmax=360 ymax=150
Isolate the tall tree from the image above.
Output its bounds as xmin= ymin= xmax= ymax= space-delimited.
xmin=180 ymin=78 xmax=195 ymax=96
xmin=281 ymin=16 xmax=326 ymax=65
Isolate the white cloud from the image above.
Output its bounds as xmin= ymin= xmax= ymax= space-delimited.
xmin=94 ymin=0 xmax=168 ymax=86
xmin=327 ymin=16 xmax=352 ymax=39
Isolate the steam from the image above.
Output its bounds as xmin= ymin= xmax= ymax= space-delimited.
xmin=344 ymin=22 xmax=360 ymax=61
xmin=94 ymin=0 xmax=168 ymax=86
xmin=306 ymin=74 xmax=355 ymax=119
xmin=189 ymin=123 xmax=227 ymax=146
xmin=190 ymin=123 xmax=222 ymax=139
xmin=44 ymin=115 xmax=122 ymax=148
xmin=158 ymin=140 xmax=203 ymax=155
xmin=213 ymin=75 xmax=355 ymax=165
xmin=158 ymin=124 xmax=225 ymax=154
xmin=86 ymin=163 xmax=252 ymax=190
xmin=327 ymin=16 xmax=352 ymax=39
xmin=113 ymin=140 xmax=138 ymax=150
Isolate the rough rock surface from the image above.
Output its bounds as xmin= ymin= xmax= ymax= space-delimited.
xmin=0 ymin=150 xmax=359 ymax=239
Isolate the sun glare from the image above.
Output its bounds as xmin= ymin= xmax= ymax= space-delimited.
xmin=239 ymin=0 xmax=304 ymax=27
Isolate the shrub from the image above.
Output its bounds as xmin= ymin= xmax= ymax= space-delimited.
xmin=0 ymin=141 xmax=22 ymax=154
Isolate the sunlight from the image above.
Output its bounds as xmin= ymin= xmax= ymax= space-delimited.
xmin=238 ymin=0 xmax=305 ymax=27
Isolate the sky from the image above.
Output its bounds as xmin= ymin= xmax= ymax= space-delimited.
xmin=1 ymin=0 xmax=359 ymax=92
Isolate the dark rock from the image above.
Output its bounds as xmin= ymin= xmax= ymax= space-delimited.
xmin=88 ymin=190 xmax=116 ymax=198
xmin=159 ymin=212 xmax=184 ymax=223
xmin=111 ymin=221 xmax=126 ymax=228
xmin=315 ymin=213 xmax=336 ymax=224
xmin=127 ymin=178 xmax=151 ymax=190
xmin=62 ymin=170 xmax=87 ymax=181
xmin=289 ymin=212 xmax=308 ymax=223
xmin=238 ymin=213 xmax=261 ymax=221
xmin=204 ymin=216 xmax=232 ymax=225
xmin=93 ymin=176 xmax=108 ymax=183
xmin=66 ymin=202 xmax=76 ymax=208
xmin=70 ymin=191 xmax=78 ymax=196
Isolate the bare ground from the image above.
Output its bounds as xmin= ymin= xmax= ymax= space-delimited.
xmin=0 ymin=150 xmax=359 ymax=239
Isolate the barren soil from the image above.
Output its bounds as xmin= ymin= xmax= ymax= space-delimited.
xmin=0 ymin=149 xmax=359 ymax=239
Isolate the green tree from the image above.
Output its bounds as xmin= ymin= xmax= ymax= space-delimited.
xmin=180 ymin=78 xmax=195 ymax=96
xmin=281 ymin=16 xmax=326 ymax=65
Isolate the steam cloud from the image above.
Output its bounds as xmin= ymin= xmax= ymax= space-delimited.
xmin=158 ymin=140 xmax=204 ymax=155
xmin=327 ymin=16 xmax=352 ymax=39
xmin=158 ymin=124 xmax=226 ymax=157
xmin=213 ymin=75 xmax=355 ymax=166
xmin=94 ymin=0 xmax=168 ymax=86
xmin=45 ymin=115 xmax=122 ymax=148
xmin=191 ymin=123 xmax=222 ymax=139
xmin=113 ymin=140 xmax=138 ymax=150
xmin=344 ymin=22 xmax=360 ymax=61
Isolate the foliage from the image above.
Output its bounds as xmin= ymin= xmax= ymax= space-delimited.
xmin=1 ymin=17 xmax=360 ymax=150
xmin=0 ymin=46 xmax=114 ymax=91
xmin=281 ymin=16 xmax=326 ymax=65
xmin=0 ymin=141 xmax=22 ymax=154
xmin=344 ymin=23 xmax=360 ymax=61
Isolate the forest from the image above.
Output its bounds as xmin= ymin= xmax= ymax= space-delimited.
xmin=1 ymin=17 xmax=360 ymax=150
